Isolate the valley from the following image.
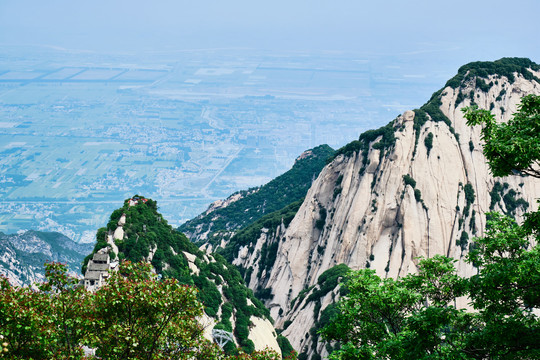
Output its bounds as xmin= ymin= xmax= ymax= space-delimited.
xmin=1 ymin=55 xmax=539 ymax=359
xmin=0 ymin=46 xmax=455 ymax=242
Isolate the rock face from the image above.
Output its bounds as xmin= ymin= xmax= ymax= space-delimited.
xmin=248 ymin=316 xmax=281 ymax=354
xmin=226 ymin=61 xmax=540 ymax=358
xmin=0 ymin=230 xmax=92 ymax=287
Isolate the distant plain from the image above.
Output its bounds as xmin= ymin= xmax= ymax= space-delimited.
xmin=0 ymin=46 xmax=463 ymax=241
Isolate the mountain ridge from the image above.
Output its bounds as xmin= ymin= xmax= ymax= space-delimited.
xmin=190 ymin=57 xmax=540 ymax=358
xmin=82 ymin=195 xmax=288 ymax=356
xmin=0 ymin=230 xmax=92 ymax=286
xmin=179 ymin=144 xmax=334 ymax=246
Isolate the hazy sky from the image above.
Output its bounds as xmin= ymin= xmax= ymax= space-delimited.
xmin=1 ymin=0 xmax=539 ymax=61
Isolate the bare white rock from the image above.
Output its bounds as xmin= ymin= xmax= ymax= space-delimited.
xmin=231 ymin=72 xmax=540 ymax=356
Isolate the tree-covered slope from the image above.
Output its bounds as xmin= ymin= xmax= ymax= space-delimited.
xmin=82 ymin=196 xmax=291 ymax=356
xmin=179 ymin=145 xmax=334 ymax=245
xmin=445 ymin=57 xmax=540 ymax=89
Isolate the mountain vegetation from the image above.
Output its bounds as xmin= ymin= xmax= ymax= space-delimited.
xmin=0 ymin=261 xmax=285 ymax=359
xmin=82 ymin=197 xmax=200 ymax=281
xmin=3 ymin=57 xmax=539 ymax=360
xmin=445 ymin=57 xmax=540 ymax=89
xmin=179 ymin=145 xmax=334 ymax=245
xmin=328 ymin=120 xmax=396 ymax=176
xmin=463 ymin=93 xmax=540 ymax=178
xmin=321 ymin=94 xmax=540 ymax=359
xmin=79 ymin=196 xmax=297 ymax=357
xmin=220 ymin=199 xmax=303 ymax=265
xmin=204 ymin=58 xmax=540 ymax=358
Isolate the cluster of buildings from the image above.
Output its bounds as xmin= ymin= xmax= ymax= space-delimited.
xmin=82 ymin=248 xmax=117 ymax=291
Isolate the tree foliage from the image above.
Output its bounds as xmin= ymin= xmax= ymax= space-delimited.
xmin=445 ymin=58 xmax=540 ymax=89
xmin=0 ymin=261 xmax=284 ymax=360
xmin=0 ymin=262 xmax=90 ymax=359
xmin=463 ymin=94 xmax=540 ymax=178
xmin=323 ymin=245 xmax=539 ymax=359
xmin=89 ymin=262 xmax=208 ymax=360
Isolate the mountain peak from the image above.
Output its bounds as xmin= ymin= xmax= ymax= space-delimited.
xmin=445 ymin=57 xmax=540 ymax=90
xmin=207 ymin=60 xmax=540 ymax=359
xmin=82 ymin=196 xmax=287 ymax=355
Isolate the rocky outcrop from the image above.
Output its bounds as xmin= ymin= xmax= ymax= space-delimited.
xmin=248 ymin=316 xmax=280 ymax=353
xmin=98 ymin=197 xmax=284 ymax=357
xmin=205 ymin=192 xmax=247 ymax=215
xmin=233 ymin=223 xmax=287 ymax=291
xmin=228 ymin=62 xmax=540 ymax=358
xmin=0 ymin=230 xmax=92 ymax=287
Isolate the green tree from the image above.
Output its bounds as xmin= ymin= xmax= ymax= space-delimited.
xmin=38 ymin=262 xmax=91 ymax=358
xmin=0 ymin=276 xmax=53 ymax=359
xmin=462 ymin=94 xmax=540 ymax=178
xmin=322 ymin=256 xmax=474 ymax=359
xmin=0 ymin=262 xmax=91 ymax=359
xmin=465 ymin=213 xmax=540 ymax=359
xmin=321 ymin=269 xmax=419 ymax=359
xmin=88 ymin=261 xmax=216 ymax=360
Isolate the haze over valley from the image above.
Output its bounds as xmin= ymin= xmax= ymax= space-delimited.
xmin=0 ymin=46 xmax=458 ymax=241
xmin=1 ymin=0 xmax=538 ymax=242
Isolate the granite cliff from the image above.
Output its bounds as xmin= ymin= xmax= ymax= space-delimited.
xmin=197 ymin=58 xmax=540 ymax=358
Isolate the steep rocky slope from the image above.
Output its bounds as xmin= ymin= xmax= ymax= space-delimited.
xmin=218 ymin=58 xmax=540 ymax=358
xmin=0 ymin=230 xmax=92 ymax=286
xmin=83 ymin=196 xmax=288 ymax=357
xmin=180 ymin=145 xmax=334 ymax=246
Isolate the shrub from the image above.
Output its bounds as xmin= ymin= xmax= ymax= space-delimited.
xmin=315 ymin=207 xmax=327 ymax=230
xmin=414 ymin=189 xmax=422 ymax=202
xmin=403 ymin=174 xmax=416 ymax=188
xmin=424 ymin=132 xmax=434 ymax=156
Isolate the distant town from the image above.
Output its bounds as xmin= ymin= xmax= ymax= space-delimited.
xmin=0 ymin=46 xmax=451 ymax=242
